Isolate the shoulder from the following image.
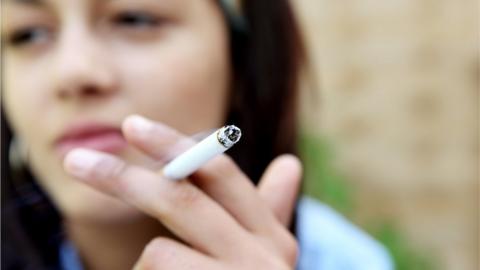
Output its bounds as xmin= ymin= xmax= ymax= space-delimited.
xmin=296 ymin=196 xmax=394 ymax=270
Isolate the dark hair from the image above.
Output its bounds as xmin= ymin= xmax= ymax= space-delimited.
xmin=1 ymin=0 xmax=306 ymax=268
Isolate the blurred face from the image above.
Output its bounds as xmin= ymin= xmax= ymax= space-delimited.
xmin=3 ymin=0 xmax=230 ymax=223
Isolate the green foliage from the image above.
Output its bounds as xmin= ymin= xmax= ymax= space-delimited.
xmin=371 ymin=223 xmax=437 ymax=270
xmin=298 ymin=134 xmax=353 ymax=214
xmin=298 ymin=134 xmax=436 ymax=270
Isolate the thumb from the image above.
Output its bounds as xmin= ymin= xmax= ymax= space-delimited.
xmin=258 ymin=154 xmax=303 ymax=226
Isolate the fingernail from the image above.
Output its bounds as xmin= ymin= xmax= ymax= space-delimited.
xmin=125 ymin=115 xmax=155 ymax=134
xmin=64 ymin=149 xmax=103 ymax=179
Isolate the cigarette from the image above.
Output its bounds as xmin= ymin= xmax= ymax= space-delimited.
xmin=163 ymin=125 xmax=242 ymax=180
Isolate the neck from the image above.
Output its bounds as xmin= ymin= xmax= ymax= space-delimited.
xmin=65 ymin=216 xmax=169 ymax=270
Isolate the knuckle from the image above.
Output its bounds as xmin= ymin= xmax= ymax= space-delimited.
xmin=140 ymin=238 xmax=174 ymax=270
xmin=163 ymin=184 xmax=202 ymax=215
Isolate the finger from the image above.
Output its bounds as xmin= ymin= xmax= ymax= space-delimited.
xmin=122 ymin=115 xmax=195 ymax=164
xmin=63 ymin=148 xmax=252 ymax=258
xmin=134 ymin=237 xmax=220 ymax=270
xmin=258 ymin=155 xmax=302 ymax=226
xmin=122 ymin=115 xmax=282 ymax=235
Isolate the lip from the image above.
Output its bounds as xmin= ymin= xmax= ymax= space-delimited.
xmin=55 ymin=122 xmax=128 ymax=158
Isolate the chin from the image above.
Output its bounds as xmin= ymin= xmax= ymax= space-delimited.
xmin=58 ymin=182 xmax=146 ymax=225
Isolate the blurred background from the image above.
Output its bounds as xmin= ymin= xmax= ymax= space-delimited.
xmin=292 ymin=1 xmax=478 ymax=270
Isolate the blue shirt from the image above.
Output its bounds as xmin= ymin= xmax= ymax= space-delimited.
xmin=61 ymin=196 xmax=394 ymax=270
xmin=296 ymin=197 xmax=393 ymax=270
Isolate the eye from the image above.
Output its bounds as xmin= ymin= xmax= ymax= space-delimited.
xmin=8 ymin=27 xmax=51 ymax=47
xmin=112 ymin=11 xmax=161 ymax=29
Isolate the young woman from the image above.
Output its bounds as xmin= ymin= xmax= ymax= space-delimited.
xmin=2 ymin=0 xmax=393 ymax=269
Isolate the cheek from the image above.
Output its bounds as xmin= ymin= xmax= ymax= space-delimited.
xmin=4 ymin=55 xmax=53 ymax=144
xmin=114 ymin=37 xmax=231 ymax=134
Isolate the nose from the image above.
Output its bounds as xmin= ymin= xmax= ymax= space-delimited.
xmin=53 ymin=25 xmax=117 ymax=101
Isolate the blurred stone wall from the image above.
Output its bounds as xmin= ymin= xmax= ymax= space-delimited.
xmin=293 ymin=1 xmax=478 ymax=269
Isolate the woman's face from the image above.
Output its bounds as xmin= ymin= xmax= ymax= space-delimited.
xmin=3 ymin=0 xmax=231 ymax=223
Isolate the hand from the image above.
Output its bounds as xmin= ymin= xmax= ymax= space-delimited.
xmin=63 ymin=115 xmax=302 ymax=270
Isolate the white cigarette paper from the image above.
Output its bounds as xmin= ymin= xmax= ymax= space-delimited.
xmin=163 ymin=125 xmax=242 ymax=181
